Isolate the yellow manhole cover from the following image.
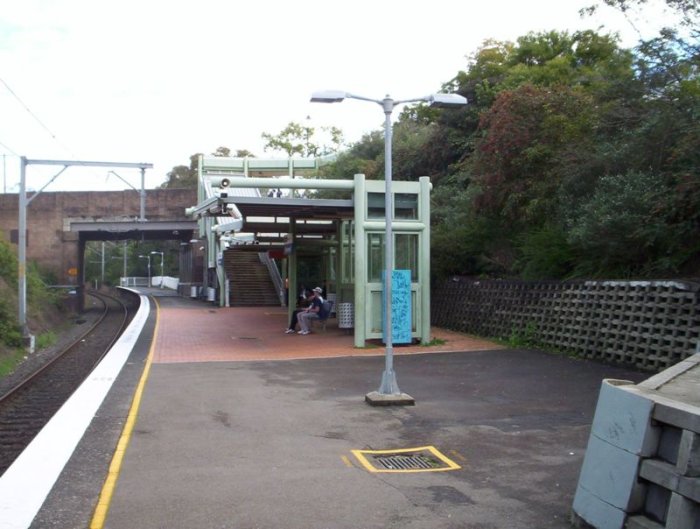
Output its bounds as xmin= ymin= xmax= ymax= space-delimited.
xmin=351 ymin=446 xmax=461 ymax=473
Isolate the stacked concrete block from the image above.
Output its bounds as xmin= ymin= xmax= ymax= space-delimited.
xmin=630 ymin=398 xmax=700 ymax=528
xmin=572 ymin=355 xmax=700 ymax=529
xmin=572 ymin=379 xmax=660 ymax=529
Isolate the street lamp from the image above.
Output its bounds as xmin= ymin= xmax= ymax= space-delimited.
xmin=311 ymin=89 xmax=467 ymax=404
xmin=151 ymin=251 xmax=165 ymax=288
xmin=138 ymin=254 xmax=151 ymax=287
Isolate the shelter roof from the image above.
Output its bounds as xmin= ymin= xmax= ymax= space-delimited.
xmin=226 ymin=196 xmax=354 ymax=221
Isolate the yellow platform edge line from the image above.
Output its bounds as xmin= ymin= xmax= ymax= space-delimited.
xmin=89 ymin=296 xmax=160 ymax=529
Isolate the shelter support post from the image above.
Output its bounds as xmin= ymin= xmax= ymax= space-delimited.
xmin=353 ymin=173 xmax=366 ymax=348
xmin=287 ymin=220 xmax=298 ymax=325
xmin=420 ymin=176 xmax=432 ymax=344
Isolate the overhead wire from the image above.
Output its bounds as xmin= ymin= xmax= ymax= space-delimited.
xmin=0 ymin=77 xmax=76 ymax=158
xmin=0 ymin=138 xmax=19 ymax=156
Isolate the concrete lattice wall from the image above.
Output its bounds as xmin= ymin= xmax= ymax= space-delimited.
xmin=432 ymin=279 xmax=700 ymax=372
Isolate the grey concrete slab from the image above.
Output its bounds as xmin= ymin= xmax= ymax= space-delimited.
xmin=101 ymin=350 xmax=647 ymax=529
xmin=656 ymin=364 xmax=700 ymax=407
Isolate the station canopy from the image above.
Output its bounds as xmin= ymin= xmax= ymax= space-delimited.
xmin=191 ymin=156 xmax=356 ymax=248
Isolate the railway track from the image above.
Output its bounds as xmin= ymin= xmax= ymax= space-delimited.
xmin=0 ymin=289 xmax=137 ymax=475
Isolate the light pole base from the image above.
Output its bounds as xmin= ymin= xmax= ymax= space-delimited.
xmin=23 ymin=333 xmax=36 ymax=354
xmin=365 ymin=391 xmax=415 ymax=406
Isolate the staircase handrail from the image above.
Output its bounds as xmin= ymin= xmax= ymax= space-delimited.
xmin=259 ymin=252 xmax=285 ymax=306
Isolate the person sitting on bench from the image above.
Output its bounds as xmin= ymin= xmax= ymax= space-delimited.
xmin=297 ymin=287 xmax=328 ymax=335
xmin=284 ymin=289 xmax=312 ymax=334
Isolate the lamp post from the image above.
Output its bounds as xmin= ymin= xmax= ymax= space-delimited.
xmin=138 ymin=254 xmax=151 ymax=287
xmin=151 ymin=250 xmax=165 ymax=288
xmin=311 ymin=90 xmax=467 ymax=404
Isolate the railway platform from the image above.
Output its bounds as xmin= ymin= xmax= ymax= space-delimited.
xmin=1 ymin=290 xmax=649 ymax=529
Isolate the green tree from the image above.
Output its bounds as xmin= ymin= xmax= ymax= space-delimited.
xmin=471 ymin=83 xmax=597 ymax=226
xmin=428 ymin=29 xmax=693 ymax=279
xmin=234 ymin=149 xmax=255 ymax=158
xmin=0 ymin=234 xmax=18 ymax=284
xmin=161 ymin=147 xmax=256 ymax=189
xmin=583 ymin=0 xmax=699 ymax=29
xmin=262 ymin=121 xmax=344 ymax=157
xmin=280 ymin=25 xmax=699 ymax=279
xmin=262 ymin=121 xmax=312 ymax=157
xmin=566 ymin=171 xmax=678 ymax=276
xmin=318 ymin=130 xmax=384 ymax=181
xmin=161 ymin=153 xmax=199 ymax=189
xmin=212 ymin=146 xmax=231 ymax=157
xmin=515 ymin=225 xmax=575 ymax=279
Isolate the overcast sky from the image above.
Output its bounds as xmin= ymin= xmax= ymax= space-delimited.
xmin=0 ymin=0 xmax=674 ymax=192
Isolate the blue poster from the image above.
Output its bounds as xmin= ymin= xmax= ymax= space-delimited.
xmin=382 ymin=270 xmax=412 ymax=344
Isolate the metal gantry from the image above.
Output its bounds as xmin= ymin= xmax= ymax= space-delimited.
xmin=18 ymin=158 xmax=153 ymax=343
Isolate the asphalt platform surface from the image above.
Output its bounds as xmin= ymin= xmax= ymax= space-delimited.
xmin=31 ymin=291 xmax=649 ymax=529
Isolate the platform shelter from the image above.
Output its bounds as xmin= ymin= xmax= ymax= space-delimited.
xmin=186 ymin=155 xmax=432 ymax=347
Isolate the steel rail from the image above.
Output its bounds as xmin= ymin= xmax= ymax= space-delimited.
xmin=0 ymin=291 xmax=124 ymax=405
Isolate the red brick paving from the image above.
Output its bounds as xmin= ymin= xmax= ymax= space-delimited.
xmin=152 ymin=298 xmax=503 ymax=364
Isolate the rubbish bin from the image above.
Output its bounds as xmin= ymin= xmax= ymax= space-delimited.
xmin=190 ymin=285 xmax=197 ymax=298
xmin=207 ymin=287 xmax=216 ymax=302
xmin=338 ymin=302 xmax=354 ymax=329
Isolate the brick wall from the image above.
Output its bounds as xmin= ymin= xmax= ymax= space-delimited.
xmin=0 ymin=189 xmax=196 ymax=283
xmin=432 ymin=279 xmax=700 ymax=372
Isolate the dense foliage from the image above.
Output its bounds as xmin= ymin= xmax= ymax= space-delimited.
xmin=319 ymin=2 xmax=700 ymax=280
xmin=0 ymin=236 xmax=62 ymax=350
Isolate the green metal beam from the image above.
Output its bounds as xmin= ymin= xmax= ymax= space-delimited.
xmin=213 ymin=177 xmax=354 ymax=190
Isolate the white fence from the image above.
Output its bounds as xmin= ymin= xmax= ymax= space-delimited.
xmin=120 ymin=276 xmax=179 ymax=290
